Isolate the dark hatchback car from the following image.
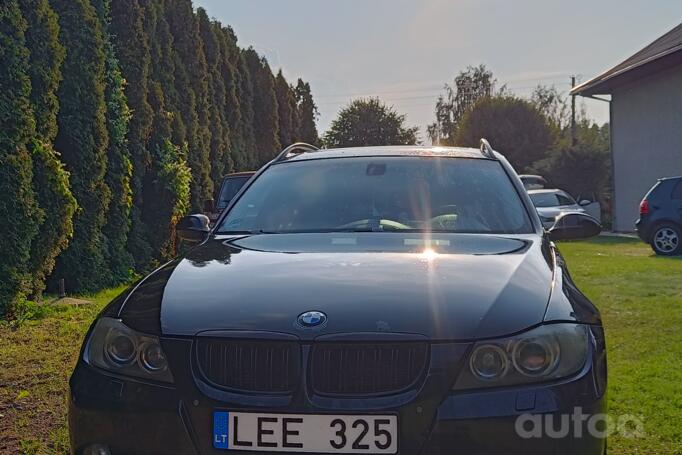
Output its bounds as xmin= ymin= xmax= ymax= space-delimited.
xmin=69 ymin=142 xmax=606 ymax=455
xmin=216 ymin=172 xmax=255 ymax=212
xmin=205 ymin=172 xmax=256 ymax=223
xmin=636 ymin=176 xmax=682 ymax=255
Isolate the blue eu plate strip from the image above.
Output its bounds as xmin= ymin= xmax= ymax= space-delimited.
xmin=213 ymin=411 xmax=229 ymax=449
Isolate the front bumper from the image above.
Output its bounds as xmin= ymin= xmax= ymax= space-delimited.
xmin=69 ymin=331 xmax=607 ymax=455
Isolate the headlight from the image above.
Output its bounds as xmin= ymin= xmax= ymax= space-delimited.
xmin=84 ymin=317 xmax=174 ymax=383
xmin=453 ymin=323 xmax=589 ymax=390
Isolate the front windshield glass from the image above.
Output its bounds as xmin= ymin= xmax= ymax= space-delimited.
xmin=530 ymin=192 xmax=576 ymax=208
xmin=217 ymin=157 xmax=533 ymax=234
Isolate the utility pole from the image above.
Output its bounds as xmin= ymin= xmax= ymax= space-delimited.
xmin=571 ymin=76 xmax=577 ymax=146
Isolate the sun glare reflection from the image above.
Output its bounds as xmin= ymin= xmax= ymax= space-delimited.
xmin=421 ymin=248 xmax=439 ymax=261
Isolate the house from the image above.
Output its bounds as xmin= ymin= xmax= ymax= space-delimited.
xmin=571 ymin=23 xmax=682 ymax=232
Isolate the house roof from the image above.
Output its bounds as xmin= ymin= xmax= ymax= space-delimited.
xmin=571 ymin=23 xmax=682 ymax=96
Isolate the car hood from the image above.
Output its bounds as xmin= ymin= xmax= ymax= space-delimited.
xmin=125 ymin=233 xmax=555 ymax=341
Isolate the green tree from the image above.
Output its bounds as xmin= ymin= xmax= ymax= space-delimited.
xmin=235 ymin=50 xmax=258 ymax=168
xmin=135 ymin=0 xmax=195 ymax=267
xmin=275 ymin=70 xmax=297 ymax=148
xmin=20 ymin=0 xmax=77 ymax=298
xmin=0 ymin=0 xmax=41 ymax=315
xmin=198 ymin=8 xmax=232 ymax=185
xmin=50 ymin=0 xmax=111 ymax=293
xmin=216 ymin=25 xmax=245 ymax=170
xmin=454 ymin=95 xmax=553 ymax=172
xmin=166 ymin=0 xmax=213 ymax=211
xmin=143 ymin=82 xmax=191 ymax=262
xmin=531 ymin=121 xmax=611 ymax=222
xmin=531 ymin=84 xmax=570 ymax=132
xmin=20 ymin=0 xmax=62 ymax=142
xmin=243 ymin=48 xmax=281 ymax=165
xmin=146 ymin=0 xmax=185 ymax=147
xmin=295 ymin=79 xmax=319 ymax=145
xmin=428 ymin=64 xmax=496 ymax=145
xmin=323 ymin=98 xmax=418 ymax=148
xmin=94 ymin=0 xmax=134 ymax=285
xmin=110 ymin=0 xmax=154 ymax=269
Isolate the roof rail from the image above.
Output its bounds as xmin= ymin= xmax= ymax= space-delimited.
xmin=273 ymin=142 xmax=320 ymax=163
xmin=479 ymin=138 xmax=496 ymax=159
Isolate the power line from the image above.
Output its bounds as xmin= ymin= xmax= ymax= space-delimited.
xmin=315 ymin=75 xmax=573 ymax=102
xmin=316 ymin=82 xmax=573 ymax=107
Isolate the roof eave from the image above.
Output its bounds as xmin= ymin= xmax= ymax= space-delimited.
xmin=572 ymin=45 xmax=682 ymax=96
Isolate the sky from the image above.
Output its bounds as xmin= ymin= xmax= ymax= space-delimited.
xmin=194 ymin=0 xmax=682 ymax=141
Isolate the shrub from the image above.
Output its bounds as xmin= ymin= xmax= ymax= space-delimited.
xmin=0 ymin=1 xmax=41 ymax=316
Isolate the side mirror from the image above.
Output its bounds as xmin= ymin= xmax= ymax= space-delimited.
xmin=549 ymin=212 xmax=601 ymax=241
xmin=203 ymin=198 xmax=216 ymax=213
xmin=177 ymin=214 xmax=210 ymax=243
xmin=579 ymin=199 xmax=592 ymax=206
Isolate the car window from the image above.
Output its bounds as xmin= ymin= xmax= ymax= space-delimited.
xmin=217 ymin=157 xmax=533 ymax=234
xmin=672 ymin=180 xmax=682 ymax=199
xmin=530 ymin=193 xmax=558 ymax=207
xmin=530 ymin=192 xmax=576 ymax=208
xmin=218 ymin=176 xmax=251 ymax=209
xmin=556 ymin=193 xmax=576 ymax=206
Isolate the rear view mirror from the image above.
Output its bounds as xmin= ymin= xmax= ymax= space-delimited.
xmin=177 ymin=214 xmax=211 ymax=243
xmin=579 ymin=200 xmax=592 ymax=206
xmin=549 ymin=212 xmax=601 ymax=241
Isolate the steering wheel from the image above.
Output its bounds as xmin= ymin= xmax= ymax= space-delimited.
xmin=431 ymin=204 xmax=459 ymax=217
xmin=338 ymin=219 xmax=411 ymax=231
xmin=429 ymin=205 xmax=459 ymax=230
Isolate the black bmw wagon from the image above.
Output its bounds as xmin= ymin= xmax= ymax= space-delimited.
xmin=69 ymin=142 xmax=607 ymax=455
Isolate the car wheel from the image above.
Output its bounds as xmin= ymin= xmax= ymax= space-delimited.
xmin=650 ymin=223 xmax=681 ymax=256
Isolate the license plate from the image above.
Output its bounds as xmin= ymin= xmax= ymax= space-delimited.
xmin=213 ymin=411 xmax=398 ymax=453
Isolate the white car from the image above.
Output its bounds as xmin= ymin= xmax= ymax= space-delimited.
xmin=528 ymin=189 xmax=601 ymax=229
xmin=519 ymin=174 xmax=547 ymax=190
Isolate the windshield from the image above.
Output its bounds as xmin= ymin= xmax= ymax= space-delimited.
xmin=217 ymin=157 xmax=533 ymax=234
xmin=218 ymin=176 xmax=251 ymax=209
xmin=530 ymin=192 xmax=576 ymax=208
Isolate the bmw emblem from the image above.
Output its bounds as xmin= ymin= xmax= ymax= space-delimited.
xmin=297 ymin=311 xmax=327 ymax=329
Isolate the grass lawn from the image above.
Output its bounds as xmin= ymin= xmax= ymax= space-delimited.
xmin=0 ymin=287 xmax=127 ymax=454
xmin=1 ymin=237 xmax=681 ymax=454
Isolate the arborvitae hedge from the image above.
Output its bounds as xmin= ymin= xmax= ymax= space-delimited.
xmin=295 ymin=79 xmax=320 ymax=145
xmin=165 ymin=0 xmax=209 ymax=212
xmin=218 ymin=26 xmax=248 ymax=170
xmin=110 ymin=0 xmax=154 ymax=270
xmin=142 ymin=0 xmax=192 ymax=268
xmin=144 ymin=82 xmax=191 ymax=263
xmin=244 ymin=48 xmax=281 ymax=165
xmin=20 ymin=0 xmax=63 ymax=143
xmin=20 ymin=0 xmax=77 ymax=299
xmin=0 ymin=0 xmax=41 ymax=315
xmin=275 ymin=70 xmax=298 ymax=148
xmin=198 ymin=8 xmax=232 ymax=186
xmin=236 ymin=50 xmax=258 ymax=169
xmin=1 ymin=0 xmax=319 ymax=314
xmin=95 ymin=0 xmax=134 ymax=286
xmin=50 ymin=0 xmax=111 ymax=293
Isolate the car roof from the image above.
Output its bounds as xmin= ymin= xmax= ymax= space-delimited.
xmin=225 ymin=171 xmax=255 ymax=178
xmin=283 ymin=145 xmax=490 ymax=162
xmin=527 ymin=189 xmax=567 ymax=195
